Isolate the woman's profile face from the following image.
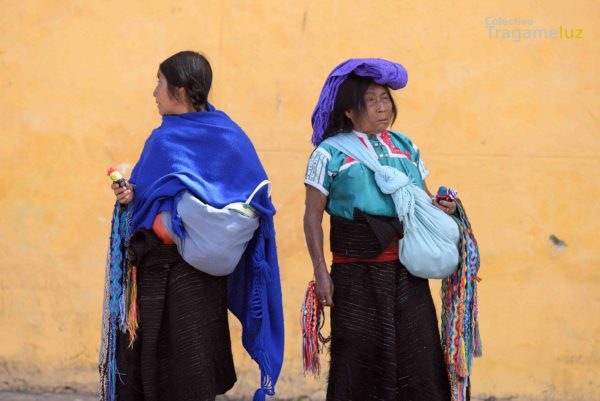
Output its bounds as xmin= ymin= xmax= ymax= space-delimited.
xmin=153 ymin=71 xmax=182 ymax=115
xmin=346 ymin=84 xmax=394 ymax=135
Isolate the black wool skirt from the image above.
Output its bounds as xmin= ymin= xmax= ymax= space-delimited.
xmin=327 ymin=210 xmax=452 ymax=401
xmin=116 ymin=230 xmax=236 ymax=401
xmin=327 ymin=262 xmax=451 ymax=401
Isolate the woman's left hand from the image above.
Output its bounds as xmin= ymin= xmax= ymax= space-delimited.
xmin=433 ymin=199 xmax=457 ymax=215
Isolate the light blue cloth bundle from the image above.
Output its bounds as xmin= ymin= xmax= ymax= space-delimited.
xmin=323 ymin=133 xmax=460 ymax=279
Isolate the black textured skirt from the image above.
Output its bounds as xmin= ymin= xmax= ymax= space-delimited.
xmin=116 ymin=230 xmax=236 ymax=401
xmin=326 ymin=210 xmax=451 ymax=401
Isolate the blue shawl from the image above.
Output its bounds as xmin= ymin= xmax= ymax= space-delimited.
xmin=102 ymin=104 xmax=284 ymax=401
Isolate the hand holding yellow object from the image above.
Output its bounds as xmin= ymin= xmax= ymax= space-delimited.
xmin=107 ymin=167 xmax=134 ymax=205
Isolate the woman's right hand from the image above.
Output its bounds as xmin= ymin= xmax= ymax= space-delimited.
xmin=315 ymin=268 xmax=334 ymax=307
xmin=112 ymin=181 xmax=134 ymax=205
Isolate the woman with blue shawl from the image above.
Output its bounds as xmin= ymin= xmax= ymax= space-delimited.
xmin=99 ymin=51 xmax=284 ymax=401
xmin=304 ymin=59 xmax=455 ymax=400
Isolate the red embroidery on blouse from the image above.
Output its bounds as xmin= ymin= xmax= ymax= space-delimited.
xmin=379 ymin=131 xmax=412 ymax=160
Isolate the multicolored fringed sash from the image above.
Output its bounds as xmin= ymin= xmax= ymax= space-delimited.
xmin=441 ymin=193 xmax=482 ymax=401
xmin=300 ymin=280 xmax=331 ymax=376
xmin=99 ymin=204 xmax=137 ymax=401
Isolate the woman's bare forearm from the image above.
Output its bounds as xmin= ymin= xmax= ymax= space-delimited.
xmin=304 ymin=186 xmax=335 ymax=306
xmin=303 ymin=187 xmax=328 ymax=275
xmin=304 ymin=214 xmax=328 ymax=274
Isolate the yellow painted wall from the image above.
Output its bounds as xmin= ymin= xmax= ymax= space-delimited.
xmin=1 ymin=1 xmax=599 ymax=399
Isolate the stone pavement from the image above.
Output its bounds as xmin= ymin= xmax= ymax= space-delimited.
xmin=0 ymin=393 xmax=305 ymax=401
xmin=0 ymin=394 xmax=96 ymax=401
xmin=0 ymin=392 xmax=522 ymax=401
xmin=0 ymin=394 xmax=263 ymax=401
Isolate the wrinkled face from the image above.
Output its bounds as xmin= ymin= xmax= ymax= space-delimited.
xmin=153 ymin=71 xmax=182 ymax=115
xmin=346 ymin=84 xmax=393 ymax=135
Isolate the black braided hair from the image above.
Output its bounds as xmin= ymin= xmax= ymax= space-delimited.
xmin=159 ymin=51 xmax=212 ymax=111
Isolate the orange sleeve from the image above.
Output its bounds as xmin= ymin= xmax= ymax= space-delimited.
xmin=152 ymin=212 xmax=175 ymax=245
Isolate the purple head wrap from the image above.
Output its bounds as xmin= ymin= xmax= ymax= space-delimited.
xmin=310 ymin=58 xmax=408 ymax=146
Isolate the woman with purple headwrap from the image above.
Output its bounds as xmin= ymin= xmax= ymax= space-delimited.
xmin=304 ymin=59 xmax=456 ymax=400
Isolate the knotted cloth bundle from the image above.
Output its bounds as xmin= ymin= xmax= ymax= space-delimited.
xmin=322 ymin=133 xmax=460 ymax=279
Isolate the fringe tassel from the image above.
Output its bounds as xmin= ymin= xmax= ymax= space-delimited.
xmin=247 ymin=223 xmax=278 ymax=398
xmin=301 ymin=280 xmax=331 ymax=377
xmin=126 ymin=264 xmax=139 ymax=347
xmin=253 ymin=388 xmax=266 ymax=401
xmin=249 ymin=227 xmax=273 ymax=321
xmin=107 ymin=332 xmax=117 ymax=401
xmin=439 ymin=189 xmax=482 ymax=401
xmin=105 ymin=204 xmax=129 ymax=401
xmin=118 ymin=288 xmax=127 ymax=333
xmin=256 ymin=350 xmax=274 ymax=397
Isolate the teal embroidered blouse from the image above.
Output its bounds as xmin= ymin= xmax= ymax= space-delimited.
xmin=304 ymin=130 xmax=429 ymax=220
